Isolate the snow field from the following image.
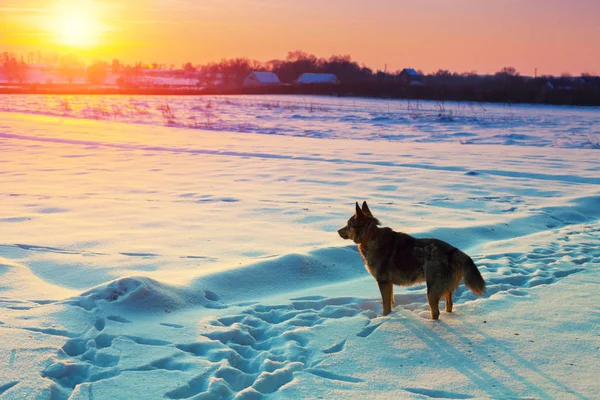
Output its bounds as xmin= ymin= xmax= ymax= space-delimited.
xmin=0 ymin=98 xmax=598 ymax=399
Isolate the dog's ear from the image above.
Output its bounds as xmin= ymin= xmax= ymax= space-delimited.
xmin=361 ymin=201 xmax=373 ymax=217
xmin=355 ymin=202 xmax=364 ymax=219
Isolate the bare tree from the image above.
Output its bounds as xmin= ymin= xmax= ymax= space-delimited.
xmin=496 ymin=66 xmax=519 ymax=76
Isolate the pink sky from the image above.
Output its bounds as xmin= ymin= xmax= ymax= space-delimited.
xmin=1 ymin=0 xmax=599 ymax=75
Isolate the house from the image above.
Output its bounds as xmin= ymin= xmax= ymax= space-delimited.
xmin=399 ymin=68 xmax=423 ymax=85
xmin=243 ymin=71 xmax=281 ymax=87
xmin=296 ymin=73 xmax=339 ymax=84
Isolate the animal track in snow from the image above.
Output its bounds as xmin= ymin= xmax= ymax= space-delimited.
xmin=165 ymin=297 xmax=380 ymax=397
xmin=0 ymin=381 xmax=19 ymax=396
xmin=160 ymin=322 xmax=185 ymax=329
xmin=41 ymin=297 xmax=380 ymax=399
xmin=106 ymin=315 xmax=131 ymax=323
xmin=356 ymin=321 xmax=385 ymax=338
xmin=473 ymin=223 xmax=598 ymax=300
xmin=323 ymin=338 xmax=346 ymax=354
xmin=403 ymin=387 xmax=474 ymax=399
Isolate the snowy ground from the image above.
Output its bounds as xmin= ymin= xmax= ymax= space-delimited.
xmin=0 ymin=96 xmax=598 ymax=399
xmin=1 ymin=95 xmax=599 ymax=149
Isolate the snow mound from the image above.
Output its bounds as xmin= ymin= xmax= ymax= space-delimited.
xmin=189 ymin=246 xmax=366 ymax=303
xmin=64 ymin=276 xmax=222 ymax=312
xmin=55 ymin=245 xmax=364 ymax=314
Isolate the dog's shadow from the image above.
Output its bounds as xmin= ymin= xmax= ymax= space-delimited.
xmin=391 ymin=309 xmax=586 ymax=400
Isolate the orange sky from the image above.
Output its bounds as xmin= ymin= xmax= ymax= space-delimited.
xmin=1 ymin=0 xmax=599 ymax=75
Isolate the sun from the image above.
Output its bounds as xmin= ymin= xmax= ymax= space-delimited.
xmin=51 ymin=2 xmax=103 ymax=48
xmin=56 ymin=11 xmax=96 ymax=47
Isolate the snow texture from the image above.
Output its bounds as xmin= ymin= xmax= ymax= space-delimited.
xmin=0 ymin=96 xmax=598 ymax=399
xmin=243 ymin=72 xmax=281 ymax=85
xmin=0 ymin=95 xmax=598 ymax=149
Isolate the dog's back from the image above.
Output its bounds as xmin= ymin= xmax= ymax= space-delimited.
xmin=360 ymin=229 xmax=484 ymax=294
xmin=360 ymin=229 xmax=449 ymax=284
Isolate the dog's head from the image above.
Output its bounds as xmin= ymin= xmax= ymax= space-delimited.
xmin=337 ymin=201 xmax=380 ymax=244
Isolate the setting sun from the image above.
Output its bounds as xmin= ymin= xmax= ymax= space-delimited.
xmin=52 ymin=1 xmax=103 ymax=48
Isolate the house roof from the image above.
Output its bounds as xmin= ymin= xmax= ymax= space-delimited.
xmin=401 ymin=68 xmax=420 ymax=77
xmin=248 ymin=71 xmax=280 ymax=84
xmin=296 ymin=73 xmax=338 ymax=84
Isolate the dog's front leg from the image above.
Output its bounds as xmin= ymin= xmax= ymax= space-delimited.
xmin=377 ymin=281 xmax=393 ymax=315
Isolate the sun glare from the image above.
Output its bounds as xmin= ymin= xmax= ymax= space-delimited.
xmin=52 ymin=2 xmax=102 ymax=48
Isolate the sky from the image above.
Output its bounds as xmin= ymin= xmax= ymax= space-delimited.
xmin=1 ymin=0 xmax=599 ymax=75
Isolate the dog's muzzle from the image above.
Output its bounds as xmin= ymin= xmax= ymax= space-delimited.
xmin=337 ymin=227 xmax=349 ymax=239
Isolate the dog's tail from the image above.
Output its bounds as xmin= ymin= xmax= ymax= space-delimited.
xmin=454 ymin=250 xmax=485 ymax=295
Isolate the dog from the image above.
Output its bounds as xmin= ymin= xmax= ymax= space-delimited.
xmin=337 ymin=201 xmax=485 ymax=319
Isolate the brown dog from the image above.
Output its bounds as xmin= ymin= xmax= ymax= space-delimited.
xmin=338 ymin=201 xmax=485 ymax=319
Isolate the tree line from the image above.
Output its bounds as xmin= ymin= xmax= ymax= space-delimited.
xmin=2 ymin=50 xmax=599 ymax=106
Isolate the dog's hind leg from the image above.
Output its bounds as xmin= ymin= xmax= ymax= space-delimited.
xmin=426 ymin=285 xmax=441 ymax=320
xmin=445 ymin=292 xmax=453 ymax=313
xmin=378 ymin=281 xmax=393 ymax=316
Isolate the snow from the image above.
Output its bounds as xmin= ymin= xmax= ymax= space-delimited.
xmin=0 ymin=95 xmax=598 ymax=399
xmin=244 ymin=72 xmax=281 ymax=85
xmin=296 ymin=73 xmax=338 ymax=84
xmin=136 ymin=76 xmax=199 ymax=86
xmin=0 ymin=68 xmax=88 ymax=85
xmin=1 ymin=95 xmax=598 ymax=148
